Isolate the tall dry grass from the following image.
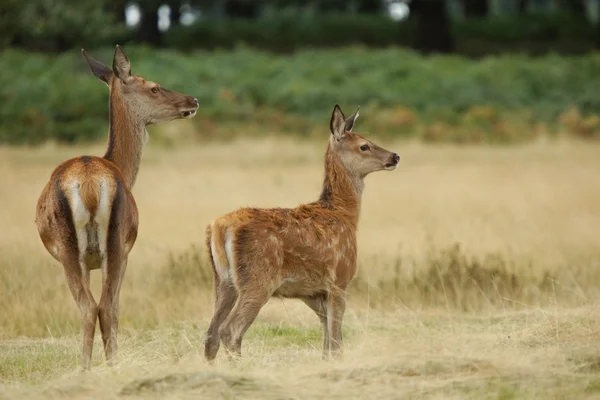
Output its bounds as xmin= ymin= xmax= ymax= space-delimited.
xmin=0 ymin=136 xmax=598 ymax=338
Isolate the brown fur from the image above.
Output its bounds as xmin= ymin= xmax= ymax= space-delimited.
xmin=203 ymin=104 xmax=400 ymax=361
xmin=35 ymin=45 xmax=198 ymax=370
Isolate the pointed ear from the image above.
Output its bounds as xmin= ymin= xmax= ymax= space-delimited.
xmin=112 ymin=45 xmax=132 ymax=83
xmin=330 ymin=104 xmax=347 ymax=140
xmin=81 ymin=49 xmax=112 ymax=86
xmin=345 ymin=106 xmax=360 ymax=132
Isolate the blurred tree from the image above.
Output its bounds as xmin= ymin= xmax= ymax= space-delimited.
xmin=224 ymin=0 xmax=260 ymax=18
xmin=0 ymin=0 xmax=21 ymax=48
xmin=357 ymin=0 xmax=383 ymax=13
xmin=317 ymin=0 xmax=348 ymax=12
xmin=137 ymin=0 xmax=162 ymax=44
xmin=18 ymin=0 xmax=119 ymax=52
xmin=597 ymin=11 xmax=600 ymax=49
xmin=169 ymin=0 xmax=182 ymax=25
xmin=106 ymin=0 xmax=127 ymax=24
xmin=558 ymin=0 xmax=586 ymax=15
xmin=518 ymin=0 xmax=528 ymax=12
xmin=461 ymin=0 xmax=488 ymax=17
xmin=411 ymin=0 xmax=454 ymax=53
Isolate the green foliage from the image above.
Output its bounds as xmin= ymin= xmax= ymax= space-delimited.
xmin=1 ymin=0 xmax=129 ymax=52
xmin=453 ymin=12 xmax=594 ymax=43
xmin=17 ymin=0 xmax=126 ymax=52
xmin=0 ymin=0 xmax=22 ymax=49
xmin=2 ymin=46 xmax=600 ymax=145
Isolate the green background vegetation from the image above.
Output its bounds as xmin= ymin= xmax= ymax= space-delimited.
xmin=2 ymin=46 xmax=599 ymax=145
xmin=2 ymin=0 xmax=599 ymax=145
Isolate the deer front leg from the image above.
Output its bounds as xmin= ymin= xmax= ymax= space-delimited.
xmin=301 ymin=296 xmax=329 ymax=359
xmin=327 ymin=288 xmax=347 ymax=360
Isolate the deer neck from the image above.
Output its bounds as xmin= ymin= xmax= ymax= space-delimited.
xmin=103 ymin=91 xmax=147 ymax=189
xmin=318 ymin=145 xmax=363 ymax=223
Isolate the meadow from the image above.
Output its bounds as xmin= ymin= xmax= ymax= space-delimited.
xmin=0 ymin=126 xmax=599 ymax=399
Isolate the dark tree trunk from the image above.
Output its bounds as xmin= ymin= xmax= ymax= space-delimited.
xmin=518 ymin=0 xmax=528 ymax=13
xmin=558 ymin=0 xmax=586 ymax=15
xmin=318 ymin=0 xmax=347 ymax=12
xmin=461 ymin=0 xmax=488 ymax=17
xmin=357 ymin=0 xmax=381 ymax=13
xmin=136 ymin=3 xmax=161 ymax=45
xmin=411 ymin=0 xmax=454 ymax=54
xmin=224 ymin=0 xmax=259 ymax=18
xmin=169 ymin=0 xmax=181 ymax=25
xmin=106 ymin=0 xmax=127 ymax=24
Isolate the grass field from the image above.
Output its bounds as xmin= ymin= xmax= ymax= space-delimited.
xmin=1 ymin=132 xmax=599 ymax=399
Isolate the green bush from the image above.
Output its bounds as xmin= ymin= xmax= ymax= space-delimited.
xmin=1 ymin=46 xmax=600 ymax=145
xmin=1 ymin=0 xmax=129 ymax=52
xmin=453 ymin=12 xmax=595 ymax=43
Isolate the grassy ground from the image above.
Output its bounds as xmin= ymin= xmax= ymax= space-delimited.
xmin=0 ymin=133 xmax=599 ymax=398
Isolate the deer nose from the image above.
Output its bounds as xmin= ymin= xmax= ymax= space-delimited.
xmin=192 ymin=97 xmax=199 ymax=106
xmin=392 ymin=153 xmax=400 ymax=164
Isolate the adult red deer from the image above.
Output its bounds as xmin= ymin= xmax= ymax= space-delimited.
xmin=204 ymin=104 xmax=400 ymax=361
xmin=35 ymin=45 xmax=198 ymax=369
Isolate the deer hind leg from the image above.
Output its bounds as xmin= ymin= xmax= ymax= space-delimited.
xmin=98 ymin=252 xmax=127 ymax=366
xmin=97 ymin=182 xmax=129 ymax=366
xmin=204 ymin=223 xmax=239 ymax=361
xmin=301 ymin=295 xmax=329 ymax=360
xmin=61 ymin=251 xmax=98 ymax=370
xmin=204 ymin=280 xmax=238 ymax=361
xmin=327 ymin=288 xmax=347 ymax=360
xmin=218 ymin=284 xmax=272 ymax=360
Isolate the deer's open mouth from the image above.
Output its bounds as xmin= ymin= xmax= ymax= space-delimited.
xmin=384 ymin=162 xmax=398 ymax=171
xmin=181 ymin=109 xmax=197 ymax=118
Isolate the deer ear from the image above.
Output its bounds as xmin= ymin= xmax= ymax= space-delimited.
xmin=112 ymin=45 xmax=132 ymax=83
xmin=330 ymin=104 xmax=347 ymax=140
xmin=81 ymin=49 xmax=112 ymax=86
xmin=345 ymin=106 xmax=360 ymax=132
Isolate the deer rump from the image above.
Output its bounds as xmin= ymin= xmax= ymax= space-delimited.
xmin=207 ymin=206 xmax=357 ymax=299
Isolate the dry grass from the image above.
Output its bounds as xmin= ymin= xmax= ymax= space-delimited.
xmin=0 ymin=135 xmax=599 ymax=398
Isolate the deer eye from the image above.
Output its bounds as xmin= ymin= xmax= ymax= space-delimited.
xmin=360 ymin=144 xmax=370 ymax=151
xmin=151 ymin=87 xmax=160 ymax=94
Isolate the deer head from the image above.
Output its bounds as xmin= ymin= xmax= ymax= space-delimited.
xmin=81 ymin=45 xmax=199 ymax=125
xmin=329 ymin=104 xmax=399 ymax=177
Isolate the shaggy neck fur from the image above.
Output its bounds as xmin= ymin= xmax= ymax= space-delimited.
xmin=103 ymin=88 xmax=146 ymax=189
xmin=318 ymin=143 xmax=363 ymax=224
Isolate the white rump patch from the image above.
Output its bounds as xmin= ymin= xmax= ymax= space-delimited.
xmin=95 ymin=180 xmax=111 ymax=272
xmin=69 ymin=181 xmax=91 ymax=268
xmin=210 ymin=224 xmax=233 ymax=281
xmin=223 ymin=228 xmax=235 ymax=280
xmin=70 ymin=179 xmax=111 ymax=271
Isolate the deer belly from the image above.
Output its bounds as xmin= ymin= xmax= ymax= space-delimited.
xmin=272 ymin=275 xmax=331 ymax=298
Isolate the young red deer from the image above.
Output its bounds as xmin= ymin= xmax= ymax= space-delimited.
xmin=35 ymin=45 xmax=198 ymax=369
xmin=204 ymin=104 xmax=400 ymax=361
